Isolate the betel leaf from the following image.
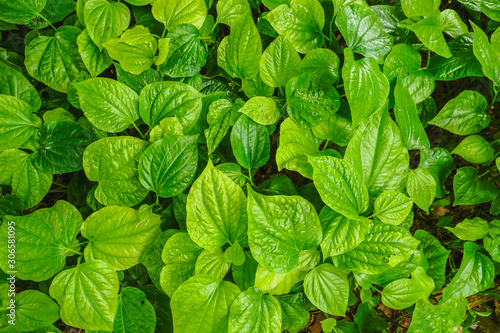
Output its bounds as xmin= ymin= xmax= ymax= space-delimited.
xmin=49 ymin=260 xmax=119 ymax=331
xmin=278 ymin=294 xmax=309 ymax=333
xmin=186 ymin=161 xmax=247 ymax=249
xmin=160 ymin=232 xmax=203 ymax=297
xmin=428 ymin=90 xmax=489 ymax=135
xmin=243 ymin=75 xmax=275 ymax=98
xmin=83 ymin=136 xmax=149 ymax=207
xmin=406 ymin=168 xmax=436 ymax=214
xmin=453 ymin=167 xmax=497 ymax=206
xmin=138 ymin=135 xmax=198 ymax=198
xmin=304 ymin=263 xmax=349 ymax=316
xmin=84 ymin=0 xmax=130 ymax=49
xmin=418 ymin=147 xmax=454 ymax=198
xmin=309 ymin=156 xmax=369 ymax=220
xmin=445 ymin=217 xmax=489 ymax=241
xmin=139 ymin=81 xmax=202 ymax=130
xmin=228 ymin=287 xmax=282 ymax=333
xmin=320 ymin=206 xmax=372 ymax=258
xmin=171 ymin=275 xmax=240 ymax=333
xmin=216 ymin=0 xmax=252 ymax=27
xmin=471 ymin=23 xmax=500 ymax=86
xmin=381 ymin=268 xmax=433 ymax=311
xmin=336 ymin=4 xmax=393 ymax=63
xmin=77 ymin=29 xmax=113 ymax=77
xmin=81 ymin=206 xmax=162 ymax=270
xmin=0 ymin=95 xmax=42 ymax=151
xmin=205 ymin=99 xmax=234 ymax=154
xmin=400 ymin=0 xmax=439 ymax=18
xmin=440 ymin=9 xmax=467 ymax=38
xmin=374 ymin=190 xmax=413 ymax=225
xmin=74 ymin=77 xmax=140 ymax=133
xmin=285 ymin=73 xmax=340 ymax=128
xmin=259 ymin=35 xmax=301 ymax=88
xmin=342 ymin=48 xmax=389 ymax=128
xmin=195 ymin=248 xmax=231 ymax=279
xmin=333 ymin=221 xmax=420 ymax=274
xmin=152 ymin=0 xmax=206 ymax=30
xmin=442 ymin=242 xmax=495 ymax=301
xmin=247 ymin=188 xmax=322 ymax=274
xmin=383 ymin=44 xmax=421 ymax=83
xmin=16 ymin=290 xmax=60 ymax=332
xmin=296 ymin=48 xmax=340 ymax=84
xmin=239 ymin=97 xmax=280 ymax=126
xmin=224 ymin=240 xmax=246 ymax=265
xmin=311 ymin=105 xmax=352 ymax=146
xmin=233 ymin=251 xmax=259 ymax=291
xmin=0 ymin=61 xmax=41 ymax=111
xmin=25 ymin=26 xmax=88 ymax=93
xmin=112 ymin=287 xmax=156 ymax=333
xmin=408 ymin=298 xmax=464 ymax=333
xmin=414 ymin=230 xmax=450 ymax=291
xmin=0 ymin=201 xmax=82 ymax=282
xmin=254 ymin=264 xmax=307 ymax=296
xmin=403 ymin=11 xmax=451 ymax=58
xmin=103 ymin=25 xmax=158 ymax=75
xmin=402 ymin=70 xmax=435 ymax=105
xmin=265 ymin=0 xmax=325 ymax=54
xmin=150 ymin=117 xmax=184 ymax=142
xmin=231 ymin=115 xmax=270 ymax=169
xmin=451 ymin=135 xmax=493 ymax=164
xmin=0 ymin=0 xmax=46 ymax=24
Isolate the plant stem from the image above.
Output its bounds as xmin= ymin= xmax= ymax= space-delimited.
xmin=492 ymin=85 xmax=499 ymax=105
xmin=248 ymin=168 xmax=255 ymax=186
xmin=160 ymin=25 xmax=168 ymax=39
xmin=132 ymin=122 xmax=146 ymax=139
xmin=37 ymin=13 xmax=56 ymax=30
xmin=323 ymin=139 xmax=330 ymax=150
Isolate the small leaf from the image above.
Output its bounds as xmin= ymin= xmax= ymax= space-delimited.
xmin=406 ymin=168 xmax=436 ymax=214
xmin=374 ymin=190 xmax=413 ymax=225
xmin=451 ymin=135 xmax=493 ymax=164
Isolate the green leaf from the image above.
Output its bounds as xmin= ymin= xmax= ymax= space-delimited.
xmin=112 ymin=287 xmax=156 ymax=333
xmin=400 ymin=0 xmax=439 ymax=18
xmin=304 ymin=263 xmax=349 ymax=316
xmin=333 ymin=222 xmax=420 ymax=274
xmin=342 ymin=48 xmax=389 ymax=127
xmin=296 ymin=48 xmax=340 ymax=84
xmin=159 ymin=23 xmax=207 ymax=77
xmin=139 ymin=135 xmax=198 ymax=198
xmin=418 ymin=147 xmax=454 ymax=198
xmin=233 ymin=251 xmax=259 ymax=291
xmin=406 ymin=168 xmax=436 ymax=214
xmin=84 ymin=0 xmax=130 ymax=49
xmin=278 ymin=294 xmax=310 ymax=333
xmin=74 ymin=77 xmax=140 ymax=133
xmin=231 ymin=114 xmax=270 ymax=169
xmin=82 ymin=206 xmax=162 ymax=270
xmin=428 ymin=33 xmax=484 ymax=81
xmin=259 ymin=35 xmax=301 ymax=88
xmin=402 ymin=70 xmax=435 ymax=105
xmin=83 ymin=136 xmax=149 ymax=207
xmin=445 ymin=217 xmax=489 ymax=241
xmin=224 ymin=240 xmax=246 ymax=265
xmin=429 ymin=90 xmax=489 ymax=135
xmin=254 ymin=264 xmax=307 ymax=296
xmin=0 ymin=149 xmax=52 ymax=209
xmin=321 ymin=318 xmax=337 ymax=333
xmin=50 ymin=260 xmax=119 ymax=331
xmin=320 ymin=206 xmax=372 ymax=258
xmin=25 ymin=26 xmax=88 ymax=93
xmin=451 ymin=135 xmax=493 ymax=164
xmin=383 ymin=44 xmax=421 ymax=83
xmin=311 ymin=109 xmax=352 ymax=147
xmin=381 ymin=278 xmax=425 ymax=310
xmin=32 ymin=120 xmax=91 ymax=174
xmin=440 ymin=9 xmax=468 ymax=38
xmin=149 ymin=117 xmax=184 ymax=142
xmin=152 ymin=0 xmax=206 ymax=30
xmin=285 ymin=73 xmax=340 ymax=128
xmin=228 ymin=287 xmax=282 ymax=333
xmin=0 ymin=61 xmax=41 ymax=111
xmin=0 ymin=201 xmax=81 ymax=282
xmin=394 ymin=75 xmax=430 ymax=150
xmin=242 ymin=75 xmax=275 ymax=98
xmin=103 ymin=25 xmax=158 ymax=75
xmin=336 ymin=4 xmax=393 ymax=63
xmin=160 ymin=232 xmax=203 ymax=296
xmin=442 ymin=242 xmax=495 ymax=301
xmin=414 ymin=230 xmax=450 ymax=291
xmin=453 ymin=167 xmax=497 ymax=206
xmin=247 ymin=188 xmax=322 ymax=273
xmin=374 ymin=190 xmax=413 ymax=225
xmin=471 ymin=23 xmax=500 ymax=86
xmin=0 ymin=0 xmax=46 ymax=24
xmin=205 ymin=99 xmax=234 ymax=154
xmin=216 ymin=0 xmax=252 ymax=26
xmin=77 ymin=29 xmax=113 ymax=77
xmin=265 ymin=0 xmax=325 ymax=54
xmin=0 ymin=95 xmax=42 ymax=151
xmin=276 ymin=118 xmax=322 ymax=178
xmin=186 ymin=161 xmax=247 ymax=249
xmin=239 ymin=97 xmax=280 ymax=125
xmin=139 ymin=81 xmax=202 ymax=130
xmin=404 ymin=11 xmax=451 ymax=58
xmin=171 ymin=275 xmax=240 ymax=333
xmin=309 ymin=156 xmax=369 ymax=220
xmin=195 ymin=248 xmax=231 ymax=279
xmin=16 ymin=290 xmax=60 ymax=332
xmin=408 ymin=298 xmax=464 ymax=333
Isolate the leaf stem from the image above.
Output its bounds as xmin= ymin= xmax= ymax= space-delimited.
xmin=322 ymin=139 xmax=330 ymax=150
xmin=248 ymin=168 xmax=255 ymax=186
xmin=160 ymin=25 xmax=168 ymax=39
xmin=492 ymin=85 xmax=499 ymax=105
xmin=132 ymin=122 xmax=146 ymax=139
xmin=37 ymin=13 xmax=56 ymax=30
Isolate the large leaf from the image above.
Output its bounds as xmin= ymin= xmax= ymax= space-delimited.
xmin=344 ymin=107 xmax=409 ymax=199
xmin=408 ymin=298 xmax=465 ymax=333
xmin=83 ymin=136 xmax=149 ymax=207
xmin=0 ymin=61 xmax=41 ymax=111
xmin=77 ymin=29 xmax=113 ymax=77
xmin=445 ymin=217 xmax=489 ymax=241
xmin=171 ymin=275 xmax=240 ymax=333
xmin=0 ymin=0 xmax=46 ymax=24
xmin=265 ymin=0 xmax=325 ymax=54
xmin=186 ymin=162 xmax=247 ymax=249
xmin=0 ymin=201 xmax=82 ymax=281
xmin=296 ymin=48 xmax=340 ymax=84
xmin=111 ymin=287 xmax=156 ymax=333
xmin=342 ymin=48 xmax=389 ymax=128
xmin=239 ymin=97 xmax=280 ymax=126
xmin=304 ymin=263 xmax=349 ymax=316
xmin=230 ymin=115 xmax=270 ymax=169
xmin=25 ymin=26 xmax=88 ymax=93
xmin=471 ymin=23 xmax=500 ymax=86
xmin=383 ymin=44 xmax=421 ymax=83
xmin=152 ymin=0 xmax=206 ymax=30
xmin=228 ymin=287 xmax=282 ymax=333
xmin=403 ymin=11 xmax=451 ymax=58
xmin=82 ymin=206 xmax=162 ymax=270
xmin=50 ymin=260 xmax=119 ymax=331
xmin=216 ymin=0 xmax=252 ymax=26
xmin=259 ymin=35 xmax=301 ymax=88
xmin=453 ymin=167 xmax=497 ymax=206
xmin=74 ymin=78 xmax=140 ymax=133
xmin=84 ymin=0 xmax=130 ymax=49
xmin=247 ymin=188 xmax=322 ymax=274
xmin=138 ymin=135 xmax=198 ymax=198
xmin=277 ymin=294 xmax=310 ymax=333
xmin=400 ymin=0 xmax=439 ymax=17
xmin=309 ymin=156 xmax=369 ymax=220
xmin=451 ymin=135 xmax=493 ymax=164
